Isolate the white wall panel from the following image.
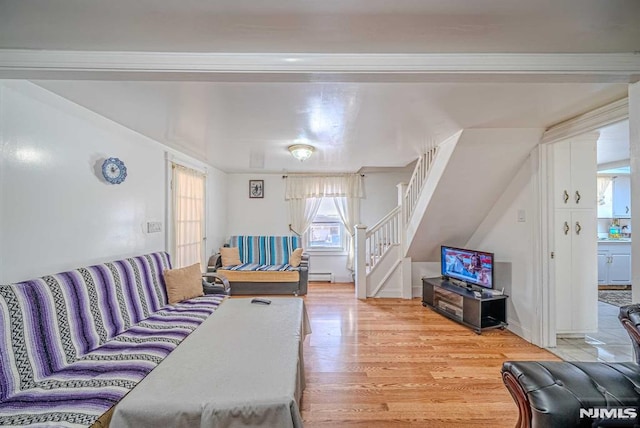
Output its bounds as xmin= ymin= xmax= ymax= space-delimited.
xmin=0 ymin=81 xmax=227 ymax=283
xmin=465 ymin=154 xmax=538 ymax=342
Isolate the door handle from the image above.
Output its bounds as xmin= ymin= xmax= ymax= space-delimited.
xmin=575 ymin=221 xmax=582 ymax=235
xmin=563 ymin=190 xmax=569 ymax=204
xmin=575 ymin=191 xmax=581 ymax=204
xmin=564 ymin=221 xmax=570 ymax=235
xmin=626 ymin=206 xmax=630 ymax=214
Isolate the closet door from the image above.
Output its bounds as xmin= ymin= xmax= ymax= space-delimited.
xmin=555 ymin=210 xmax=597 ymax=333
xmin=552 ymin=133 xmax=598 ymax=335
xmin=554 ymin=211 xmax=573 ymax=333
xmin=570 ymin=210 xmax=597 ymax=333
xmin=553 ymin=138 xmax=597 ymax=209
xmin=553 ymin=141 xmax=573 ymax=208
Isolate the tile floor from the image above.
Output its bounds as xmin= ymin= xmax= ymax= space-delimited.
xmin=549 ymin=301 xmax=634 ymax=362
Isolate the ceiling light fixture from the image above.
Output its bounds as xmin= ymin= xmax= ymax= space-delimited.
xmin=288 ymin=144 xmax=315 ymax=161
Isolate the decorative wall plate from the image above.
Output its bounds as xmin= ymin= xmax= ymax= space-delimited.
xmin=102 ymin=157 xmax=127 ymax=184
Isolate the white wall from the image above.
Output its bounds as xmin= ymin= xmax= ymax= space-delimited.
xmin=205 ymin=167 xmax=228 ymax=261
xmin=0 ymin=81 xmax=227 ymax=283
xmin=226 ymin=173 xmax=290 ymax=237
xmin=465 ymin=153 xmax=538 ymax=342
xmin=360 ymin=171 xmax=411 ymax=228
xmin=226 ymin=170 xmax=410 ymax=282
xmin=411 ymin=262 xmax=441 ymax=296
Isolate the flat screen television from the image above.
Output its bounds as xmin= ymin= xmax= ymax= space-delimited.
xmin=441 ymin=246 xmax=494 ymax=290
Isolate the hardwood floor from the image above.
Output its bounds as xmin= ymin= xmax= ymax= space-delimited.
xmin=299 ymin=282 xmax=560 ymax=427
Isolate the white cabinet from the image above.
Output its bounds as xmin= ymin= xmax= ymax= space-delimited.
xmin=555 ymin=210 xmax=598 ymax=334
xmin=597 ymin=251 xmax=608 ymax=284
xmin=597 ymin=242 xmax=632 ymax=285
xmin=552 ymin=135 xmax=598 ymax=335
xmin=612 ymin=175 xmax=631 ymax=218
xmin=553 ymin=138 xmax=597 ymax=209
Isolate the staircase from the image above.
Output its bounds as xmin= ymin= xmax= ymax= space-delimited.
xmin=354 ymin=128 xmax=541 ymax=299
xmin=355 ymin=145 xmax=439 ymax=299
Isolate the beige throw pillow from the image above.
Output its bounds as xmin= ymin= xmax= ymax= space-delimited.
xmin=164 ymin=263 xmax=204 ymax=305
xmin=220 ymin=247 xmax=242 ymax=266
xmin=289 ymin=248 xmax=304 ymax=267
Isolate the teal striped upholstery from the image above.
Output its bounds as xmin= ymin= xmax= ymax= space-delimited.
xmin=229 ymin=236 xmax=301 ymax=265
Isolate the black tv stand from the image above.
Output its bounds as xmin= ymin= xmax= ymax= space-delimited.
xmin=422 ymin=277 xmax=508 ymax=334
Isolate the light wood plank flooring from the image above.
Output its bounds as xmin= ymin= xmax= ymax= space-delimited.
xmin=299 ymin=282 xmax=560 ymax=427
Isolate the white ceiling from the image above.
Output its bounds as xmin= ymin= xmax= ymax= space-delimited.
xmin=2 ymin=0 xmax=639 ymax=172
xmin=2 ymin=0 xmax=639 ymax=53
xmin=597 ymin=120 xmax=630 ymax=166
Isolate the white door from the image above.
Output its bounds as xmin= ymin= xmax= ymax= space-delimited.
xmin=553 ymin=141 xmax=573 ymax=208
xmin=570 ymin=210 xmax=598 ymax=333
xmin=569 ymin=141 xmax=597 ymax=209
xmin=555 ymin=211 xmax=573 ymax=333
xmin=552 ymin=135 xmax=598 ymax=335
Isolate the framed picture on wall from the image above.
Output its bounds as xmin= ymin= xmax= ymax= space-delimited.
xmin=249 ymin=180 xmax=264 ymax=198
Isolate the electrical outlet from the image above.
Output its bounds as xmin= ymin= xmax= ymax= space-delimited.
xmin=147 ymin=222 xmax=162 ymax=233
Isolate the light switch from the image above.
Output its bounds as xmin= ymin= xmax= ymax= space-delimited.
xmin=147 ymin=222 xmax=162 ymax=233
xmin=517 ymin=209 xmax=526 ymax=222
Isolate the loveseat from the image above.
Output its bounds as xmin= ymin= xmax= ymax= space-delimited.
xmin=501 ymin=304 xmax=640 ymax=428
xmin=0 ymin=252 xmax=310 ymax=427
xmin=211 ymin=235 xmax=309 ymax=296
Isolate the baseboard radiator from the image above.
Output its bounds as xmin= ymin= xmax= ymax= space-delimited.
xmin=309 ymin=272 xmax=334 ymax=283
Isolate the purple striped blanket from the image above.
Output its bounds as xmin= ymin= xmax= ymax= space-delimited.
xmin=0 ymin=252 xmax=225 ymax=427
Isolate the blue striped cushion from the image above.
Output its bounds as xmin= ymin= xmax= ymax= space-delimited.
xmin=223 ymin=263 xmax=295 ymax=272
xmin=229 ymin=236 xmax=300 ymax=265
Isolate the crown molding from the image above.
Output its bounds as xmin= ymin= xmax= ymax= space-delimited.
xmin=1 ymin=50 xmax=639 ymax=79
xmin=541 ymin=97 xmax=629 ymax=144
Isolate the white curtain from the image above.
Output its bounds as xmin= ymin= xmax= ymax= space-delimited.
xmin=172 ymin=164 xmax=206 ymax=268
xmin=285 ymin=174 xmax=365 ymax=200
xmin=285 ymin=174 xmax=364 ymax=271
xmin=288 ymin=197 xmax=322 ymax=236
xmin=597 ymin=176 xmax=613 ymax=206
xmin=333 ymin=196 xmax=360 ymax=270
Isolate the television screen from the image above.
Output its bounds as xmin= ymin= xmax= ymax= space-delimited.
xmin=441 ymin=246 xmax=493 ymax=289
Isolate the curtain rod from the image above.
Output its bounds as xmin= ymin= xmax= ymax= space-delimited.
xmin=282 ymin=173 xmax=365 ymax=178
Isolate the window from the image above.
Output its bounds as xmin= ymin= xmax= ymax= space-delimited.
xmin=597 ymin=176 xmax=613 ymax=218
xmin=306 ymin=198 xmax=345 ymax=251
xmin=171 ymin=164 xmax=206 ymax=268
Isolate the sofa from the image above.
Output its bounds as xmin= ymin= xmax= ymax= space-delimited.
xmin=0 ymin=252 xmax=310 ymax=427
xmin=211 ymin=235 xmax=309 ymax=296
xmin=501 ymin=304 xmax=640 ymax=428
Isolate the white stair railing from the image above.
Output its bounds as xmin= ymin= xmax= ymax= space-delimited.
xmin=404 ymin=146 xmax=438 ymax=225
xmin=355 ymin=147 xmax=439 ymax=299
xmin=365 ymin=206 xmax=401 ymax=272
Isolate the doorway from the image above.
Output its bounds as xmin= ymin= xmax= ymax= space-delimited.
xmin=547 ymin=119 xmax=632 ymax=357
xmin=538 ymin=98 xmax=631 ymax=349
xmin=596 ymin=120 xmax=632 ymax=304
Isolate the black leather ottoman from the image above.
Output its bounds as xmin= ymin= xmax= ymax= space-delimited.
xmin=502 ymin=361 xmax=640 ymax=428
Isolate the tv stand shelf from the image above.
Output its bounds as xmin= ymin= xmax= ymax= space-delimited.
xmin=422 ymin=277 xmax=508 ymax=334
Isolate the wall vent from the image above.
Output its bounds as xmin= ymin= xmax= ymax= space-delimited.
xmin=309 ymin=272 xmax=334 ymax=282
